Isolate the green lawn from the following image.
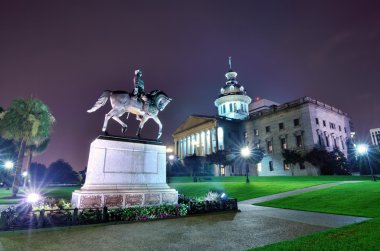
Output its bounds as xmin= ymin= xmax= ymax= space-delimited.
xmin=169 ymin=176 xmax=370 ymax=201
xmin=0 ymin=176 xmax=371 ymax=204
xmin=252 ymin=181 xmax=380 ymax=251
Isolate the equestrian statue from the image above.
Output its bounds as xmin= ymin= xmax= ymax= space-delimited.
xmin=87 ymin=70 xmax=172 ymax=140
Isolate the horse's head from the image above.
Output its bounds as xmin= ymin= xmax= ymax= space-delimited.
xmin=156 ymin=93 xmax=172 ymax=111
xmin=148 ymin=90 xmax=171 ymax=111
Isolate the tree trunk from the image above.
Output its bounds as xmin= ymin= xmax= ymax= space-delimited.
xmin=12 ymin=139 xmax=26 ymax=198
xmin=23 ymin=150 xmax=33 ymax=187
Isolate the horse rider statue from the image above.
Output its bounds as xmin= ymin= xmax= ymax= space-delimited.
xmin=133 ymin=69 xmax=147 ymax=119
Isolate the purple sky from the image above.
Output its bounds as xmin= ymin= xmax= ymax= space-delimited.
xmin=1 ymin=0 xmax=379 ymax=171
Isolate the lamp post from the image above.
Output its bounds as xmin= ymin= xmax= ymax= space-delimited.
xmin=241 ymin=146 xmax=251 ymax=183
xmin=355 ymin=144 xmax=376 ymax=182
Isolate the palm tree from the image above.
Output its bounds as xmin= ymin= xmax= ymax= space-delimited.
xmin=0 ymin=99 xmax=55 ymax=197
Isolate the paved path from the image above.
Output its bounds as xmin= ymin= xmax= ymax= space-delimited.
xmin=239 ymin=180 xmax=364 ymax=205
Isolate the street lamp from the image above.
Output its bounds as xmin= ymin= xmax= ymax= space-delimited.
xmin=4 ymin=160 xmax=14 ymax=169
xmin=355 ymin=144 xmax=376 ymax=182
xmin=241 ymin=146 xmax=251 ymax=183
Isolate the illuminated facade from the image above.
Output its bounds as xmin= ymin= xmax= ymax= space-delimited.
xmin=370 ymin=128 xmax=380 ymax=146
xmin=172 ymin=61 xmax=352 ymax=176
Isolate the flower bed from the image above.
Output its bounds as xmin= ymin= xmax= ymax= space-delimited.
xmin=0 ymin=193 xmax=238 ymax=231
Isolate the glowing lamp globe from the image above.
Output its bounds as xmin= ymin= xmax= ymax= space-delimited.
xmin=241 ymin=146 xmax=251 ymax=158
xmin=4 ymin=161 xmax=14 ymax=169
xmin=356 ymin=144 xmax=368 ymax=155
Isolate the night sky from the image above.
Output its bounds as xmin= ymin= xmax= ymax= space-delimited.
xmin=1 ymin=0 xmax=379 ymax=171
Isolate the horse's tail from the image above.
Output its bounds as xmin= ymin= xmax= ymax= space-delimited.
xmin=87 ymin=90 xmax=111 ymax=113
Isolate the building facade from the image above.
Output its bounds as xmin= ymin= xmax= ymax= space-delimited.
xmin=172 ymin=61 xmax=353 ymax=176
xmin=370 ymin=128 xmax=380 ymax=146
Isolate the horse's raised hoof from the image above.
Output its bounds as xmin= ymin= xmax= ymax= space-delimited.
xmin=103 ymin=131 xmax=109 ymax=136
xmin=121 ymin=126 xmax=127 ymax=133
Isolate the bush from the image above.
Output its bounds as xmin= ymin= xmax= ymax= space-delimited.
xmin=109 ymin=204 xmax=188 ymax=222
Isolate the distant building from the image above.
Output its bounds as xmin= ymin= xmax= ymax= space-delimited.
xmin=172 ymin=60 xmax=353 ymax=176
xmin=370 ymin=128 xmax=380 ymax=146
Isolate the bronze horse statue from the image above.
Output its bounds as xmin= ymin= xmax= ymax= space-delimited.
xmin=87 ymin=90 xmax=171 ymax=139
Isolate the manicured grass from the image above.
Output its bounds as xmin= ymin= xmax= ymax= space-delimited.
xmin=0 ymin=176 xmax=371 ymax=204
xmin=252 ymin=181 xmax=380 ymax=251
xmin=169 ymin=176 xmax=370 ymax=201
xmin=0 ymin=186 xmax=81 ymax=205
xmin=0 ymin=189 xmax=20 ymax=205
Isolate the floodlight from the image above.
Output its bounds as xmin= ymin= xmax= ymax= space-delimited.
xmin=26 ymin=193 xmax=40 ymax=203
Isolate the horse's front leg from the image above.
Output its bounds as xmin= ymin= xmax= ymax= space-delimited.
xmin=136 ymin=116 xmax=149 ymax=138
xmin=112 ymin=115 xmax=128 ymax=133
xmin=152 ymin=116 xmax=163 ymax=140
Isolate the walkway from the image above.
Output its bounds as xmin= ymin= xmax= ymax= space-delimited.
xmin=239 ymin=180 xmax=363 ymax=205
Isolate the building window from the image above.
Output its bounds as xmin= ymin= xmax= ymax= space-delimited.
xmin=283 ymin=161 xmax=290 ymax=171
xmin=316 ymin=118 xmax=319 ymax=125
xmin=217 ymin=127 xmax=224 ymax=150
xmin=329 ymin=123 xmax=336 ymax=130
xmin=296 ymin=135 xmax=303 ymax=147
xmin=233 ymin=103 xmax=237 ymax=112
xmin=231 ymin=165 xmax=234 ymax=173
xmin=279 ymin=123 xmax=284 ymax=130
xmin=257 ymin=163 xmax=262 ymax=172
xmin=300 ymin=163 xmax=305 ymax=170
xmin=339 ymin=125 xmax=341 ymax=131
xmin=254 ymin=129 xmax=259 ymax=136
xmin=229 ymin=103 xmax=233 ymax=112
xmin=294 ymin=119 xmax=300 ymax=127
xmin=265 ymin=126 xmax=271 ymax=133
xmin=281 ymin=138 xmax=287 ymax=149
xmin=220 ymin=166 xmax=225 ymax=176
xmin=269 ymin=161 xmax=273 ymax=171
xmin=267 ymin=140 xmax=273 ymax=153
xmin=318 ymin=133 xmax=324 ymax=146
xmin=222 ymin=104 xmax=226 ymax=114
xmin=344 ymin=127 xmax=347 ymax=133
xmin=323 ymin=120 xmax=326 ymax=127
xmin=325 ymin=134 xmax=330 ymax=147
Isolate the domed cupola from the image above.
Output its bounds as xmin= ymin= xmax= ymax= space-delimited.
xmin=214 ymin=57 xmax=252 ymax=120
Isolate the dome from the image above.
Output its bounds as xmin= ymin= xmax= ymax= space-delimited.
xmin=219 ymin=69 xmax=246 ymax=97
xmin=214 ymin=57 xmax=252 ymax=120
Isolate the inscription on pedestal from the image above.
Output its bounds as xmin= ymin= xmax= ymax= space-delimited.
xmin=80 ymin=195 xmax=102 ymax=208
xmin=144 ymin=193 xmax=161 ymax=205
xmin=162 ymin=193 xmax=178 ymax=204
xmin=104 ymin=194 xmax=123 ymax=208
xmin=125 ymin=194 xmax=143 ymax=207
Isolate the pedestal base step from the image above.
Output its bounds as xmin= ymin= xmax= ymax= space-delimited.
xmin=71 ymin=189 xmax=178 ymax=209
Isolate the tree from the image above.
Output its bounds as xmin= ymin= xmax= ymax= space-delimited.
xmin=29 ymin=162 xmax=47 ymax=185
xmin=282 ymin=149 xmax=305 ymax=176
xmin=206 ymin=150 xmax=232 ymax=176
xmin=183 ymin=154 xmax=204 ymax=179
xmin=47 ymin=159 xmax=80 ymax=184
xmin=305 ymin=147 xmax=350 ymax=175
xmin=0 ymin=99 xmax=55 ymax=197
xmin=78 ymin=167 xmax=87 ymax=185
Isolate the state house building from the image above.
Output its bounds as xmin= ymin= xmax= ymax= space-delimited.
xmin=172 ymin=62 xmax=352 ymax=176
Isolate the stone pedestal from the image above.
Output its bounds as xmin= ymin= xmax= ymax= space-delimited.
xmin=71 ymin=135 xmax=178 ymax=208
